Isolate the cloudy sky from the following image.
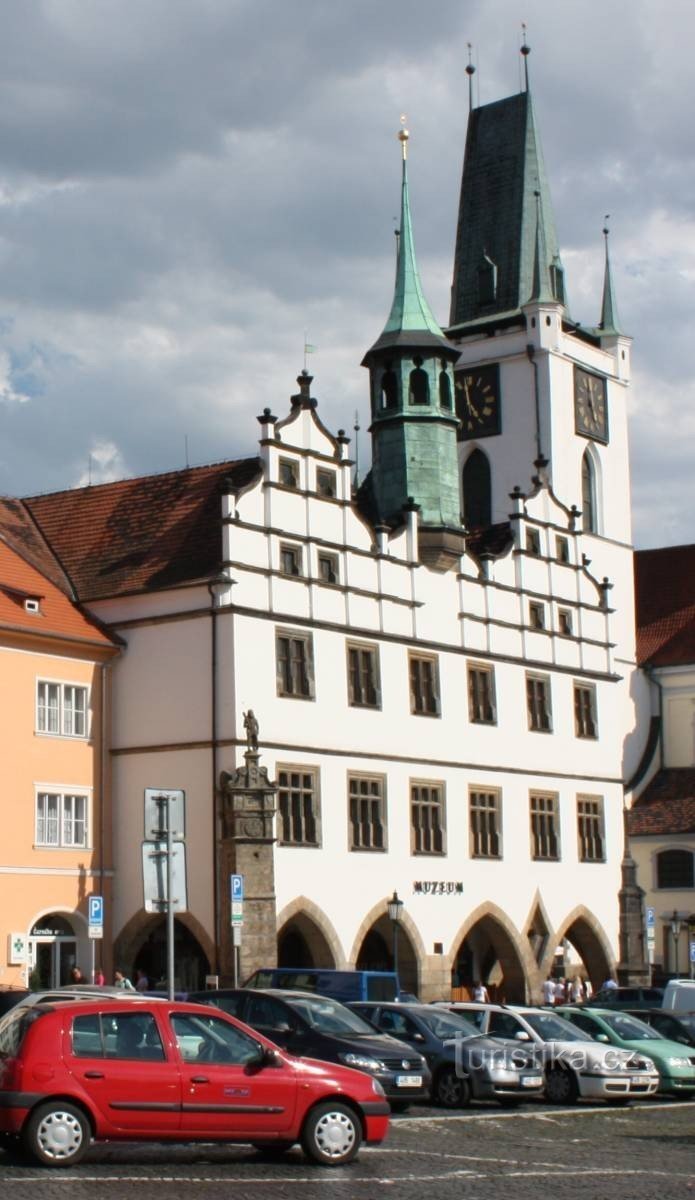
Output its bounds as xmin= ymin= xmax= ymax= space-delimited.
xmin=0 ymin=0 xmax=692 ymax=549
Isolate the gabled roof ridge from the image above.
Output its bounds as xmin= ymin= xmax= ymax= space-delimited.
xmin=22 ymin=455 xmax=257 ymax=503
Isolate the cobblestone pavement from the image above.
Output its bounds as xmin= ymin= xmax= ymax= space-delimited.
xmin=1 ymin=1100 xmax=693 ymax=1200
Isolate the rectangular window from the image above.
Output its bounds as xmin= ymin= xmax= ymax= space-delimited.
xmin=411 ymin=782 xmax=446 ymax=855
xmin=318 ymin=552 xmax=339 ymax=584
xmin=529 ymin=602 xmax=545 ymax=630
xmin=276 ymin=630 xmax=314 ymax=699
xmin=348 ymin=775 xmax=386 ymax=851
xmin=409 ymin=652 xmax=440 ymax=716
xmin=526 ymin=528 xmax=541 ymax=556
xmin=526 ymin=673 xmax=552 ymax=732
xmin=279 ymin=543 xmax=302 ymax=577
xmin=347 ymin=643 xmax=380 ymax=708
xmin=558 ymin=608 xmax=573 ymax=636
xmin=279 ymin=457 xmax=299 ymax=488
xmin=574 ymin=683 xmax=598 ymax=738
xmin=469 ymin=789 xmax=502 ymax=859
xmin=530 ymin=792 xmax=560 ymax=860
xmin=37 ymin=681 xmax=89 ymax=738
xmin=556 ymin=536 xmax=570 ymax=564
xmin=36 ymin=791 xmax=89 ymax=848
xmin=577 ymin=795 xmax=605 ymax=862
xmin=277 ymin=767 xmax=320 ymax=846
xmin=316 ymin=468 xmax=337 ymax=498
xmin=468 ymin=664 xmax=496 ymax=724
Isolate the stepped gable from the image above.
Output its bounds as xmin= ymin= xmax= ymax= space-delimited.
xmin=24 ymin=457 xmax=261 ymax=602
xmin=628 ymin=769 xmax=695 ymax=836
xmin=635 ymin=544 xmax=695 ymax=666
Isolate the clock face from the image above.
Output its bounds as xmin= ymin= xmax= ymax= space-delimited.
xmin=574 ymin=367 xmax=608 ymax=442
xmin=455 ymin=363 xmax=501 ymax=440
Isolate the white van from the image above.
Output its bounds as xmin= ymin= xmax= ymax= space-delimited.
xmin=662 ymin=979 xmax=695 ymax=1012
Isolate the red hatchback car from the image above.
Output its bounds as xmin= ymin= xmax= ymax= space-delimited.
xmin=0 ymin=998 xmax=389 ymax=1167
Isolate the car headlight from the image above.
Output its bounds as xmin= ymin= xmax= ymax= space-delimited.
xmin=634 ymin=1057 xmax=655 ymax=1072
xmin=371 ymin=1078 xmax=386 ymax=1097
xmin=666 ymin=1056 xmax=690 ymax=1068
xmin=339 ymin=1052 xmax=384 ymax=1072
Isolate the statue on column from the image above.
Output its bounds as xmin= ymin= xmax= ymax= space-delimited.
xmin=243 ymin=709 xmax=259 ymax=751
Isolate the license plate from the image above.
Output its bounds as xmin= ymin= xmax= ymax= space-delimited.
xmin=396 ymin=1074 xmax=422 ymax=1087
xmin=521 ymin=1075 xmax=543 ymax=1087
xmin=631 ymin=1074 xmax=651 ymax=1083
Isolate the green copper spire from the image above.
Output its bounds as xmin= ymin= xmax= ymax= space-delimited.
xmin=529 ymin=190 xmax=555 ymax=304
xmin=366 ymin=122 xmax=454 ymax=357
xmin=598 ymin=220 xmax=623 ymax=335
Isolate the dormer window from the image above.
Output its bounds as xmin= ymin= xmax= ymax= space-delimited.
xmin=24 ymin=598 xmax=41 ymax=614
xmin=279 ymin=458 xmax=299 ymax=489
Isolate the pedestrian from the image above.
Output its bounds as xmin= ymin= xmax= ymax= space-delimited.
xmin=553 ymin=978 xmax=566 ymax=1004
xmin=542 ymin=977 xmax=556 ymax=1005
xmin=583 ymin=978 xmax=593 ymax=1000
xmin=569 ymin=976 xmax=583 ymax=1003
xmin=70 ymin=966 xmax=87 ymax=984
xmin=600 ymin=975 xmax=618 ymax=992
xmin=135 ymin=968 xmax=150 ymax=992
xmin=472 ymin=980 xmax=489 ymax=1002
xmin=94 ymin=967 xmax=105 ymax=986
xmin=114 ymin=968 xmax=135 ymax=990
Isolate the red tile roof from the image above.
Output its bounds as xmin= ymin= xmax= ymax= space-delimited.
xmin=635 ymin=544 xmax=695 ymax=667
xmin=628 ymin=769 xmax=695 ymax=836
xmin=0 ymin=538 xmax=116 ymax=648
xmin=23 ymin=458 xmax=261 ymax=602
xmin=0 ymin=495 xmax=74 ymax=594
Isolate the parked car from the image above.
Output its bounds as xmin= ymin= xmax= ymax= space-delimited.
xmin=349 ymin=1001 xmax=544 ymax=1108
xmin=243 ymin=968 xmax=400 ymax=1003
xmin=437 ymin=1002 xmax=659 ymax=1104
xmin=0 ymin=997 xmax=389 ymax=1166
xmin=187 ymin=988 xmax=431 ymax=1107
xmin=590 ymin=985 xmax=664 ymax=1009
xmin=662 ymin=979 xmax=695 ymax=1014
xmin=624 ymin=1008 xmax=695 ymax=1048
xmin=10 ymin=985 xmax=151 ymax=1010
xmin=0 ymin=991 xmax=30 ymax=1018
xmin=558 ymin=1006 xmax=695 ymax=1095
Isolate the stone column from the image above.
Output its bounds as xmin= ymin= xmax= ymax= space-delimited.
xmin=617 ymin=807 xmax=650 ymax=985
xmin=218 ymin=748 xmax=277 ymax=985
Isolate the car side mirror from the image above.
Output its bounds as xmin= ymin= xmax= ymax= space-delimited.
xmin=514 ymin=1030 xmax=531 ymax=1041
xmin=261 ymin=1047 xmax=282 ymax=1068
xmin=595 ymin=1033 xmax=610 ymax=1043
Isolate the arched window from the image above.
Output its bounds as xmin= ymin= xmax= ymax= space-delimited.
xmin=438 ymin=369 xmax=452 ymax=409
xmin=380 ymin=366 xmax=398 ymax=409
xmin=656 ymin=849 xmax=694 ymax=890
xmin=463 ymin=449 xmax=491 ymax=529
xmin=582 ymin=449 xmax=597 ymax=533
xmin=409 ymin=358 xmax=429 ymax=405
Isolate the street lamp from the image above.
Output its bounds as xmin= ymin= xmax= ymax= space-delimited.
xmin=387 ymin=891 xmax=404 ymax=986
xmin=671 ymin=910 xmax=683 ymax=977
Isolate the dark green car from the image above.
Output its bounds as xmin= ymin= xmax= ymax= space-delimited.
xmin=558 ymin=1007 xmax=695 ymax=1095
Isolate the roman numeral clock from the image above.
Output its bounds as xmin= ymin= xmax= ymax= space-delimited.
xmin=574 ymin=365 xmax=609 ymax=442
xmin=455 ymin=363 xmax=501 ymax=439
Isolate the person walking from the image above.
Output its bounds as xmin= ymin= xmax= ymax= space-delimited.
xmin=472 ymin=980 xmax=489 ymax=1002
xmin=135 ymin=968 xmax=150 ymax=992
xmin=114 ymin=968 xmax=135 ymax=990
xmin=70 ymin=966 xmax=87 ymax=984
xmin=542 ymin=977 xmax=556 ymax=1005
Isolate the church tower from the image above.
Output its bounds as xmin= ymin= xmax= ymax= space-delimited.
xmin=362 ymin=123 xmax=464 ymax=569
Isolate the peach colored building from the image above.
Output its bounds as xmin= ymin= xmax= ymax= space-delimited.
xmin=0 ymin=500 xmax=119 ymax=991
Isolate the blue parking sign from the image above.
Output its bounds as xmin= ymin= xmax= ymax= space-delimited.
xmin=230 ymin=874 xmax=244 ymax=902
xmin=88 ymin=895 xmax=104 ymax=926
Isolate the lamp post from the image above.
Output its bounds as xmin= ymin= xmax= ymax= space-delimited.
xmin=670 ymin=910 xmax=683 ymax=977
xmin=387 ymin=891 xmax=404 ymax=988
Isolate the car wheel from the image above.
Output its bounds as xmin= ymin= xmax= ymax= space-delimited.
xmin=434 ymin=1066 xmax=471 ymax=1108
xmin=22 ymin=1102 xmax=90 ymax=1167
xmin=545 ymin=1066 xmax=579 ymax=1105
xmin=301 ymin=1101 xmax=362 ymax=1166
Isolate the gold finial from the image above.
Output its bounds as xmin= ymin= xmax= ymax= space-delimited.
xmin=398 ymin=113 xmax=409 ymax=160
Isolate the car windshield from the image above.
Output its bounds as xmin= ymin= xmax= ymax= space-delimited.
xmin=416 ymin=1010 xmax=480 ymax=1039
xmin=287 ymin=996 xmax=376 ymax=1035
xmin=601 ymin=1013 xmax=662 ymax=1040
xmin=523 ymin=1012 xmax=588 ymax=1041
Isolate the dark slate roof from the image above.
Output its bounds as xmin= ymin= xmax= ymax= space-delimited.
xmin=23 ymin=458 xmax=261 ymax=602
xmin=628 ymin=770 xmax=695 ymax=836
xmin=448 ymin=91 xmax=563 ymax=332
xmin=634 ymin=544 xmax=695 ymax=667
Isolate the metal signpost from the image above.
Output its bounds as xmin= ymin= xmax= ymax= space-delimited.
xmin=143 ymin=789 xmax=186 ymax=1000
xmin=88 ymin=895 xmax=103 ymax=984
xmin=231 ymin=873 xmax=244 ymax=987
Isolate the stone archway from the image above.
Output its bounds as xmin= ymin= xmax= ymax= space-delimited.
xmin=276 ymin=896 xmax=344 ymax=969
xmin=114 ymin=909 xmax=214 ymax=991
xmin=349 ymin=897 xmax=426 ymax=997
xmin=450 ymin=902 xmax=534 ymax=1003
xmin=542 ymin=906 xmax=614 ymax=992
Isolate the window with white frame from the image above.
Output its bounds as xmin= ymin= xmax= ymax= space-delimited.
xmin=37 ymin=681 xmax=89 ymax=738
xmin=36 ymin=791 xmax=89 ymax=847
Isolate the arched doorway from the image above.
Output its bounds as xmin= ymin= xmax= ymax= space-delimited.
xmin=356 ymin=918 xmax=418 ymax=996
xmin=277 ymin=914 xmax=337 ymax=969
xmin=452 ymin=913 xmax=528 ymax=1003
xmin=132 ymin=918 xmax=209 ymax=991
xmin=553 ymin=911 xmax=613 ymax=993
xmin=29 ymin=914 xmax=78 ymax=989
